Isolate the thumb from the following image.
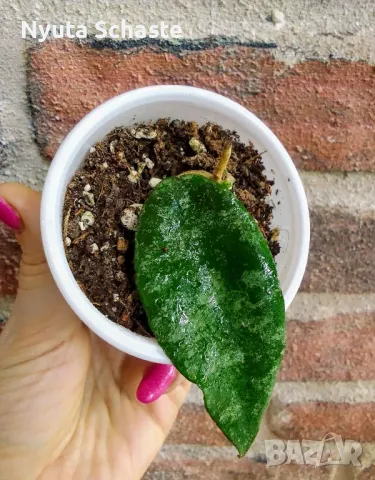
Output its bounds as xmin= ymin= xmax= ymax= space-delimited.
xmin=0 ymin=183 xmax=47 ymax=287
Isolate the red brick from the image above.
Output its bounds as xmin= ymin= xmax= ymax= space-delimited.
xmin=28 ymin=39 xmax=375 ymax=171
xmin=269 ymin=401 xmax=375 ymax=442
xmin=280 ymin=313 xmax=375 ymax=381
xmin=274 ymin=464 xmax=335 ymax=480
xmin=145 ymin=457 xmax=267 ymax=480
xmin=0 ymin=223 xmax=20 ymax=296
xmin=302 ymin=209 xmax=375 ymax=293
xmin=357 ymin=466 xmax=375 ymax=480
xmin=145 ymin=457 xmax=333 ymax=479
xmin=28 ymin=40 xmax=279 ymax=159
xmin=251 ymin=60 xmax=375 ymax=171
xmin=167 ymin=404 xmax=229 ymax=446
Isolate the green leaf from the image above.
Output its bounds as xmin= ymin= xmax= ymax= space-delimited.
xmin=135 ymin=174 xmax=285 ymax=456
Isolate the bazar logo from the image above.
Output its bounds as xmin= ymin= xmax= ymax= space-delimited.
xmin=265 ymin=433 xmax=362 ymax=467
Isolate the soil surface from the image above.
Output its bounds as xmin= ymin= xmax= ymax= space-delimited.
xmin=63 ymin=119 xmax=280 ymax=336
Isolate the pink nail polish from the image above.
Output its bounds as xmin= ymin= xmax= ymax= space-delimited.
xmin=137 ymin=364 xmax=177 ymax=404
xmin=0 ymin=198 xmax=21 ymax=230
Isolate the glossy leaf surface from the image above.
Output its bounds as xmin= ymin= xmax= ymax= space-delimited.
xmin=135 ymin=174 xmax=285 ymax=456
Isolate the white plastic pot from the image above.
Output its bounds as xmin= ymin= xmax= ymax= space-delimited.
xmin=41 ymin=85 xmax=310 ymax=364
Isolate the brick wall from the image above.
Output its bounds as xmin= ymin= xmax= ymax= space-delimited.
xmin=1 ymin=1 xmax=375 ymax=478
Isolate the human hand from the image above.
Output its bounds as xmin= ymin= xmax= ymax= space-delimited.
xmin=0 ymin=183 xmax=190 ymax=480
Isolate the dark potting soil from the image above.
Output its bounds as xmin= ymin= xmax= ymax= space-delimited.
xmin=63 ymin=119 xmax=280 ymax=337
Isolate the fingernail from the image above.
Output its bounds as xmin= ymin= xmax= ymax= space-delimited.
xmin=0 ymin=198 xmax=21 ymax=230
xmin=137 ymin=364 xmax=177 ymax=404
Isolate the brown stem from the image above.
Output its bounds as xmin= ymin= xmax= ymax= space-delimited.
xmin=178 ymin=142 xmax=233 ymax=183
xmin=212 ymin=142 xmax=232 ymax=182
